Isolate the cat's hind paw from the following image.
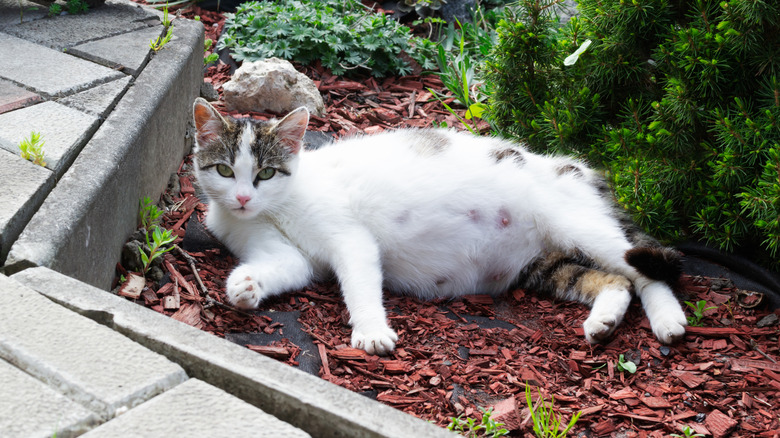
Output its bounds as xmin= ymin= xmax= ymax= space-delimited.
xmin=351 ymin=323 xmax=398 ymax=356
xmin=226 ymin=269 xmax=264 ymax=310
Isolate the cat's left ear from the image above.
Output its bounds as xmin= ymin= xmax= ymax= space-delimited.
xmin=274 ymin=107 xmax=309 ymax=155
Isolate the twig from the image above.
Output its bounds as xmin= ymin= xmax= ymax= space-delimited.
xmin=750 ymin=338 xmax=777 ymax=364
xmin=173 ymin=245 xmax=207 ymax=296
xmin=172 ymin=244 xmax=258 ymax=318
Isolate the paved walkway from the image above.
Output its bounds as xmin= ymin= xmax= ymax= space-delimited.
xmin=0 ymin=1 xmax=451 ymax=436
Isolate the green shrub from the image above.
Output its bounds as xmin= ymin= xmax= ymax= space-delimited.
xmin=485 ymin=0 xmax=780 ymax=265
xmin=219 ymin=0 xmax=437 ymax=77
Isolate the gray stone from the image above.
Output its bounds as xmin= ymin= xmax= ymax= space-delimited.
xmin=58 ymin=76 xmax=132 ymax=118
xmin=13 ymin=267 xmax=456 ymax=438
xmin=81 ymin=379 xmax=311 ymax=438
xmin=0 ymin=33 xmax=125 ymax=98
xmin=3 ymin=0 xmax=159 ymax=50
xmin=0 ymin=359 xmax=99 ymax=438
xmin=0 ymin=78 xmax=42 ymax=114
xmin=756 ymin=313 xmax=778 ymax=328
xmin=0 ymin=101 xmax=100 ymax=176
xmin=0 ymin=274 xmax=188 ymax=419
xmin=69 ymin=25 xmax=165 ymax=76
xmin=223 ymin=58 xmax=326 ymax=117
xmin=3 ymin=19 xmax=204 ymax=288
xmin=0 ymin=149 xmax=54 ymax=264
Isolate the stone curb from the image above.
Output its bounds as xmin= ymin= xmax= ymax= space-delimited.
xmin=3 ymin=17 xmax=203 ymax=289
xmin=13 ymin=267 xmax=455 ymax=438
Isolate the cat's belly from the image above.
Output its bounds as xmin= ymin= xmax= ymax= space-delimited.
xmin=374 ymin=207 xmax=545 ymax=299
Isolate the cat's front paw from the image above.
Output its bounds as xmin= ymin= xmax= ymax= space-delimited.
xmin=226 ymin=268 xmax=265 ymax=309
xmin=351 ymin=322 xmax=398 ymax=356
xmin=649 ymin=307 xmax=687 ymax=344
xmin=583 ymin=311 xmax=619 ymax=344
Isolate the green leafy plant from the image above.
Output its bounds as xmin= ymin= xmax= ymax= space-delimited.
xmin=219 ymin=0 xmax=436 ymax=77
xmin=19 ymin=131 xmax=47 ymax=167
xmin=616 ymin=354 xmax=637 ymax=374
xmin=684 ymin=300 xmax=718 ymax=326
xmin=447 ymin=407 xmax=509 ymax=437
xmin=484 ymin=0 xmax=780 ymax=267
xmin=139 ymin=196 xmax=164 ymax=232
xmin=65 ymin=0 xmax=88 ymax=14
xmin=671 ymin=426 xmax=705 ymax=438
xmin=48 ymin=3 xmax=62 ymax=16
xmin=139 ymin=226 xmax=176 ymax=275
xmin=525 ymin=385 xmax=581 ymax=438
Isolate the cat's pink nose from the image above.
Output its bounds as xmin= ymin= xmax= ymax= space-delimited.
xmin=236 ymin=195 xmax=251 ymax=206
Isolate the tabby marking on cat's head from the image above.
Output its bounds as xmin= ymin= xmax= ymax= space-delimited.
xmin=192 ymin=98 xmax=309 ymax=219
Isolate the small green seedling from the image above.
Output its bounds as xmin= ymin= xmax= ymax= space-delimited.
xmin=139 ymin=196 xmax=164 ymax=231
xmin=150 ymin=26 xmax=174 ymax=52
xmin=684 ymin=300 xmax=717 ymax=326
xmin=616 ymin=354 xmax=637 ymax=374
xmin=447 ymin=407 xmax=509 ymax=437
xmin=204 ymin=38 xmax=219 ymax=64
xmin=139 ymin=226 xmax=176 ymax=274
xmin=525 ymin=385 xmax=582 ymax=438
xmin=19 ymin=131 xmax=46 ymax=167
xmin=671 ymin=425 xmax=705 ymax=438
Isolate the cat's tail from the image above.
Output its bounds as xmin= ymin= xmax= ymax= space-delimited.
xmin=625 ymin=246 xmax=682 ymax=285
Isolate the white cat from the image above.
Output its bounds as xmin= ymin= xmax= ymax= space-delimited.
xmin=192 ymin=98 xmax=687 ymax=355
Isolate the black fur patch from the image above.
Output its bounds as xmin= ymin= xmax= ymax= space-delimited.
xmin=491 ymin=148 xmax=525 ymax=166
xmin=625 ymin=246 xmax=682 ymax=285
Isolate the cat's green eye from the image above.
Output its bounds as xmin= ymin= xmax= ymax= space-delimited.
xmin=256 ymin=167 xmax=276 ymax=181
xmin=216 ymin=164 xmax=234 ymax=178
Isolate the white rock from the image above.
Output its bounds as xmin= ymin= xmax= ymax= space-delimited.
xmin=222 ymin=58 xmax=326 ymax=117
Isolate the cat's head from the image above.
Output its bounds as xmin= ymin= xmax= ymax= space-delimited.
xmin=192 ymin=97 xmax=309 ymax=219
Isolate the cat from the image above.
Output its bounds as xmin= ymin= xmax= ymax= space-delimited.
xmin=191 ymin=97 xmax=687 ymax=355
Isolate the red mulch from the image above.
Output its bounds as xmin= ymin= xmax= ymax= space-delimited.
xmin=117 ymin=5 xmax=780 ymax=436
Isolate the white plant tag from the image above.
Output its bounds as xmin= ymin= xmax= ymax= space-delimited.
xmin=563 ymin=39 xmax=592 ymax=66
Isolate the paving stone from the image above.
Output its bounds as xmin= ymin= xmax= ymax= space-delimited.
xmin=0 ymin=101 xmax=99 ymax=176
xmin=0 ymin=78 xmax=42 ymax=114
xmin=58 ymin=76 xmax=132 ymax=118
xmin=0 ymin=149 xmax=54 ymax=264
xmin=81 ymin=379 xmax=311 ymax=438
xmin=12 ymin=267 xmax=456 ymax=438
xmin=3 ymin=0 xmax=159 ymax=50
xmin=0 ymin=274 xmax=188 ymax=419
xmin=70 ymin=25 xmax=164 ymax=77
xmin=0 ymin=0 xmax=47 ymax=30
xmin=0 ymin=358 xmax=99 ymax=438
xmin=0 ymin=33 xmax=124 ymax=98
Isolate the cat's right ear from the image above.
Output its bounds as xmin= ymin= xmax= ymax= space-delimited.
xmin=193 ymin=98 xmax=226 ymax=150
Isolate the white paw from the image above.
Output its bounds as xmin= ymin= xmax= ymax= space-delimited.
xmin=649 ymin=306 xmax=687 ymax=344
xmin=583 ymin=310 xmax=620 ymax=344
xmin=226 ymin=268 xmax=264 ymax=309
xmin=351 ymin=322 xmax=398 ymax=356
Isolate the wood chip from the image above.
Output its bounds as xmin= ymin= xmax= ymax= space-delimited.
xmin=705 ymin=409 xmax=739 ymax=438
xmin=247 ymin=345 xmax=290 ymax=360
xmin=118 ymin=273 xmax=145 ymax=299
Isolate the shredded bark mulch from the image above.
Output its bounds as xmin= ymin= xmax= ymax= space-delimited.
xmin=115 ymin=5 xmax=780 ymax=436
